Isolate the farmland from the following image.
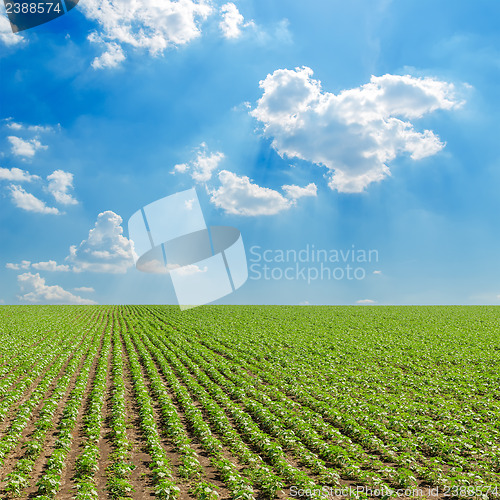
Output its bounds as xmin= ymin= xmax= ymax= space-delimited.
xmin=0 ymin=305 xmax=499 ymax=500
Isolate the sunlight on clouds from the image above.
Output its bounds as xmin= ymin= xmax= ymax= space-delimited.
xmin=252 ymin=67 xmax=465 ymax=193
xmin=83 ymin=0 xmax=212 ymax=68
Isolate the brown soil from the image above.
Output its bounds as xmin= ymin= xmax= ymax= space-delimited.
xmin=57 ymin=330 xmax=111 ymax=499
xmin=125 ymin=331 xmax=234 ymax=500
xmin=0 ymin=328 xmax=93 ymax=498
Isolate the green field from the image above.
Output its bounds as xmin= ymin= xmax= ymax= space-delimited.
xmin=0 ymin=305 xmax=498 ymax=499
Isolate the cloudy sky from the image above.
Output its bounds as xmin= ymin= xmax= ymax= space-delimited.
xmin=1 ymin=0 xmax=500 ymax=305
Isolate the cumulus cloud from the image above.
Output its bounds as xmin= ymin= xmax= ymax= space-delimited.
xmin=17 ymin=272 xmax=96 ymax=305
xmin=210 ymin=170 xmax=292 ymax=216
xmin=5 ymin=211 xmax=134 ymax=275
xmin=67 ymin=211 xmax=134 ymax=273
xmin=282 ymin=182 xmax=317 ymax=199
xmin=8 ymin=136 xmax=48 ymax=158
xmin=8 ymin=185 xmax=60 ymax=215
xmin=174 ymin=144 xmax=225 ymax=182
xmin=47 ymin=170 xmax=78 ymax=205
xmin=82 ymin=0 xmax=212 ymax=68
xmin=6 ymin=260 xmax=31 ymax=270
xmin=219 ymin=3 xmax=254 ymax=39
xmin=251 ymin=67 xmax=464 ymax=192
xmin=0 ymin=167 xmax=40 ymax=182
xmin=32 ymin=260 xmax=71 ymax=272
xmin=74 ymin=286 xmax=95 ymax=293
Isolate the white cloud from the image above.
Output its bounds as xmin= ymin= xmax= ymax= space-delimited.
xmin=27 ymin=124 xmax=56 ymax=133
xmin=32 ymin=260 xmax=71 ymax=272
xmin=6 ymin=260 xmax=31 ymax=270
xmin=0 ymin=13 xmax=24 ymax=46
xmin=170 ymin=263 xmax=207 ymax=276
xmin=82 ymin=0 xmax=212 ymax=68
xmin=17 ymin=272 xmax=96 ymax=305
xmin=373 ymin=270 xmax=382 ymax=275
xmin=356 ymin=299 xmax=377 ymax=305
xmin=173 ymin=142 xmax=224 ymax=182
xmin=174 ymin=145 xmax=225 ymax=182
xmin=0 ymin=167 xmax=40 ymax=182
xmin=47 ymin=170 xmax=78 ymax=205
xmin=6 ymin=211 xmax=133 ymax=275
xmin=282 ymin=182 xmax=317 ymax=199
xmin=74 ymin=286 xmax=95 ymax=293
xmin=3 ymin=121 xmax=57 ymax=133
xmin=210 ymin=170 xmax=292 ymax=216
xmin=6 ymin=259 xmax=70 ymax=272
xmin=192 ymin=150 xmax=225 ymax=182
xmin=174 ymin=163 xmax=189 ymax=173
xmin=251 ymin=67 xmax=464 ymax=193
xmin=8 ymin=185 xmax=60 ymax=215
xmin=67 ymin=211 xmax=134 ymax=273
xmin=6 ymin=122 xmax=23 ymax=130
xmin=91 ymin=42 xmax=125 ymax=69
xmin=8 ymin=136 xmax=48 ymax=158
xmin=219 ymin=3 xmax=254 ymax=39
xmin=141 ymin=259 xmax=168 ymax=273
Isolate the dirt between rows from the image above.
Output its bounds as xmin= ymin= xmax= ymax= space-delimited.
xmin=123 ymin=328 xmax=234 ymax=500
xmin=0 ymin=326 xmax=94 ymax=497
xmin=26 ymin=321 xmax=107 ymax=499
xmin=0 ymin=329 xmax=86 ymax=437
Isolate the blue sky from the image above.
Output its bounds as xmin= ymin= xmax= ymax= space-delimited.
xmin=1 ymin=0 xmax=500 ymax=305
